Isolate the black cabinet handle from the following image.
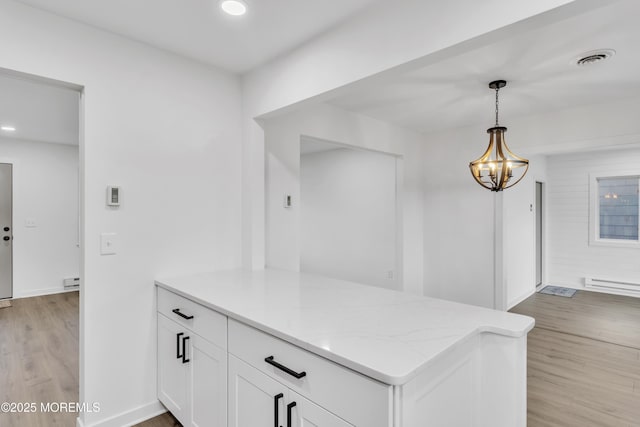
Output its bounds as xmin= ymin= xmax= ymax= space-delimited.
xmin=172 ymin=308 xmax=194 ymax=320
xmin=286 ymin=402 xmax=296 ymax=427
xmin=273 ymin=393 xmax=283 ymax=427
xmin=176 ymin=332 xmax=184 ymax=359
xmin=182 ymin=336 xmax=190 ymax=364
xmin=2 ymin=236 xmax=9 ymax=241
xmin=264 ymin=356 xmax=307 ymax=379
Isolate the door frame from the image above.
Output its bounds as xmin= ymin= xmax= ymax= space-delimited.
xmin=534 ymin=180 xmax=546 ymax=291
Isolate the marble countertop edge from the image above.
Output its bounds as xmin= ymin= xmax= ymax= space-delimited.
xmin=154 ymin=270 xmax=535 ymax=386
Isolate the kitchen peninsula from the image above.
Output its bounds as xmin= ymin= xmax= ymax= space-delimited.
xmin=155 ymin=269 xmax=534 ymax=427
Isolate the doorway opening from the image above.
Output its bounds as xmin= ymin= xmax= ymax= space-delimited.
xmin=0 ymin=67 xmax=83 ymax=427
xmin=299 ymin=136 xmax=402 ymax=290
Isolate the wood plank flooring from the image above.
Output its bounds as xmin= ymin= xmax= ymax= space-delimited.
xmin=0 ymin=292 xmax=79 ymax=427
xmin=511 ymin=290 xmax=640 ymax=349
xmin=133 ymin=411 xmax=180 ymax=427
xmin=3 ymin=289 xmax=638 ymax=427
xmin=511 ymin=290 xmax=640 ymax=427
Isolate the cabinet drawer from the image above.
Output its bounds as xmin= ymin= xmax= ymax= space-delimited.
xmin=157 ymin=287 xmax=227 ymax=349
xmin=228 ymin=319 xmax=391 ymax=427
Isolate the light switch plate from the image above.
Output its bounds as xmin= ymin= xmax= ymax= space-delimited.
xmin=100 ymin=232 xmax=117 ymax=255
xmin=283 ymin=194 xmax=292 ymax=208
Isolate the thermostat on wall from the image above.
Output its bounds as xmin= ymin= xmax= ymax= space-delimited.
xmin=107 ymin=186 xmax=121 ymax=207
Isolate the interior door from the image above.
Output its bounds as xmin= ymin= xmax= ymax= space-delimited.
xmin=0 ymin=163 xmax=12 ymax=299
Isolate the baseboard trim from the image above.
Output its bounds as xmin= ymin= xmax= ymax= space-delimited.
xmin=78 ymin=400 xmax=166 ymax=427
xmin=13 ymin=287 xmax=78 ymax=299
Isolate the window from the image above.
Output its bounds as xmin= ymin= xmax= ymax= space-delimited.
xmin=590 ymin=173 xmax=640 ymax=247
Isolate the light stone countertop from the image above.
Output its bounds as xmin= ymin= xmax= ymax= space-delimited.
xmin=155 ymin=269 xmax=534 ymax=385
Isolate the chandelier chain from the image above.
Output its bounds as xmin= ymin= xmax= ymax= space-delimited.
xmin=495 ymin=87 xmax=499 ymax=127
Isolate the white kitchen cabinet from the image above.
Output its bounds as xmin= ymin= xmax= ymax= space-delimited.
xmin=157 ymin=314 xmax=188 ymax=423
xmin=157 ymin=288 xmax=227 ymax=427
xmin=156 ymin=270 xmax=533 ymax=427
xmin=189 ymin=333 xmax=227 ymax=427
xmin=227 ymin=319 xmax=391 ymax=427
xmin=229 ymin=354 xmax=352 ymax=427
xmin=228 ymin=354 xmax=285 ymax=427
xmin=289 ymin=391 xmax=353 ymax=427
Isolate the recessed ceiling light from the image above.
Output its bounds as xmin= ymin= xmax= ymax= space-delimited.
xmin=221 ymin=0 xmax=247 ymax=16
xmin=1 ymin=126 xmax=16 ymax=132
xmin=573 ymin=49 xmax=616 ymax=67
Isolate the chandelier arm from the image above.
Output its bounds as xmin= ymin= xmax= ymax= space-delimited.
xmin=503 ymin=163 xmax=530 ymax=189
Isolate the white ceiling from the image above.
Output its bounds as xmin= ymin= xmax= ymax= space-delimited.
xmin=328 ymin=0 xmax=640 ymax=134
xmin=0 ymin=73 xmax=79 ymax=145
xmin=14 ymin=0 xmax=381 ymax=73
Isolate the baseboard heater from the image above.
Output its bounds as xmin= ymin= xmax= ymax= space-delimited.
xmin=585 ymin=277 xmax=640 ymax=294
xmin=63 ymin=277 xmax=80 ymax=290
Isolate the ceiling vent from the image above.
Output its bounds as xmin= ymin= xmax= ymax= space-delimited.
xmin=574 ymin=49 xmax=616 ymax=67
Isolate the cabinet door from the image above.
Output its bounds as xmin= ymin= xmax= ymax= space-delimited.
xmin=289 ymin=391 xmax=354 ymax=427
xmin=158 ymin=314 xmax=189 ymax=425
xmin=189 ymin=334 xmax=227 ymax=427
xmin=229 ymin=354 xmax=285 ymax=427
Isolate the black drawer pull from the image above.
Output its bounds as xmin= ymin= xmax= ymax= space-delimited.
xmin=264 ymin=356 xmax=307 ymax=379
xmin=172 ymin=308 xmax=194 ymax=320
xmin=176 ymin=332 xmax=184 ymax=359
xmin=287 ymin=401 xmax=296 ymax=427
xmin=182 ymin=336 xmax=190 ymax=364
xmin=274 ymin=393 xmax=283 ymax=427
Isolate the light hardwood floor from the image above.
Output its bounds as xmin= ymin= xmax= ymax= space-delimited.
xmin=0 ymin=292 xmax=79 ymax=427
xmin=3 ymin=290 xmax=638 ymax=427
xmin=133 ymin=411 xmax=180 ymax=427
xmin=511 ymin=290 xmax=640 ymax=427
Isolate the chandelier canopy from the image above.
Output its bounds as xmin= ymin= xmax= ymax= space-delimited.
xmin=469 ymin=80 xmax=529 ymax=192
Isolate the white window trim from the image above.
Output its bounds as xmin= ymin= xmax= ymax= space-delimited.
xmin=589 ymin=171 xmax=640 ymax=249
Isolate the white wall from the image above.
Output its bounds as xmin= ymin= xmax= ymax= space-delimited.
xmin=546 ymin=148 xmax=640 ymax=290
xmin=423 ymin=96 xmax=640 ymax=309
xmin=241 ymin=0 xmax=588 ymax=270
xmin=503 ymin=155 xmax=547 ymax=309
xmin=300 ymin=147 xmax=398 ymax=289
xmin=0 ymin=137 xmax=79 ymax=298
xmin=263 ymin=103 xmax=424 ymax=295
xmin=0 ymin=2 xmax=242 ymax=426
xmin=422 ymin=126 xmax=497 ymax=308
